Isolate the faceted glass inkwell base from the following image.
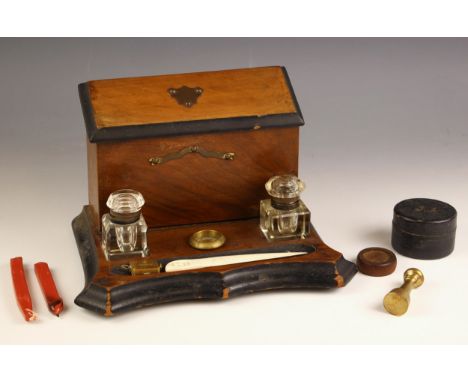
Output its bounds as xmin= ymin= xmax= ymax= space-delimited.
xmin=260 ymin=199 xmax=310 ymax=240
xmin=102 ymin=215 xmax=148 ymax=259
xmin=259 ymin=175 xmax=311 ymax=241
xmin=102 ymin=189 xmax=149 ymax=260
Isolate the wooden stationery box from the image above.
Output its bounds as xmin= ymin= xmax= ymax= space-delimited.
xmin=79 ymin=66 xmax=304 ymax=229
xmin=73 ymin=66 xmax=357 ymax=316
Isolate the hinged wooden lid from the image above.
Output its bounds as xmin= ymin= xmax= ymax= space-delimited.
xmin=79 ymin=66 xmax=304 ymax=142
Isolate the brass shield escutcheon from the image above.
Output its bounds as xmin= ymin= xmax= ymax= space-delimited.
xmin=168 ymin=86 xmax=203 ymax=107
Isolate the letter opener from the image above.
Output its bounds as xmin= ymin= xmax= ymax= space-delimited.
xmin=128 ymin=251 xmax=308 ymax=275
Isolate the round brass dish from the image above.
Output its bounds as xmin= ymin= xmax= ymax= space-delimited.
xmin=189 ymin=229 xmax=226 ymax=250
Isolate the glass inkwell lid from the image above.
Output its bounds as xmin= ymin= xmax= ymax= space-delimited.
xmin=265 ymin=175 xmax=305 ymax=209
xmin=107 ymin=189 xmax=145 ymax=224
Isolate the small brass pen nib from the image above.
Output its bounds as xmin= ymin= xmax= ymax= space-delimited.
xmin=383 ymin=268 xmax=424 ymax=316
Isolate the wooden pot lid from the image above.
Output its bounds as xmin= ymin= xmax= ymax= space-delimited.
xmin=357 ymin=247 xmax=397 ymax=277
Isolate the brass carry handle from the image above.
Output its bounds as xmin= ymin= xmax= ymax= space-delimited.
xmin=148 ymin=145 xmax=235 ymax=165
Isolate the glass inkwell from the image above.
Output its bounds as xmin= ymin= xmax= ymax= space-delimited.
xmin=260 ymin=175 xmax=311 ymax=240
xmin=102 ymin=189 xmax=149 ymax=259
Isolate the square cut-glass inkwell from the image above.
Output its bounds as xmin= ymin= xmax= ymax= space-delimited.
xmin=260 ymin=175 xmax=311 ymax=241
xmin=102 ymin=189 xmax=149 ymax=259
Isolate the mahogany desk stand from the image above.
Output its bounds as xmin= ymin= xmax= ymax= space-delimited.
xmin=73 ymin=206 xmax=357 ymax=316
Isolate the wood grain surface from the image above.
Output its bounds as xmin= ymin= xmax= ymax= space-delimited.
xmin=90 ymin=127 xmax=299 ymax=228
xmin=87 ymin=67 xmax=297 ymax=128
xmin=72 ymin=206 xmax=357 ymax=316
xmin=72 ymin=66 xmax=359 ymax=317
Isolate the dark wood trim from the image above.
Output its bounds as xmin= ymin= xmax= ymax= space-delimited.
xmin=78 ymin=66 xmax=305 ymax=143
xmin=110 ymin=273 xmax=224 ymax=314
xmin=72 ymin=208 xmax=108 ymax=315
xmin=336 ymin=254 xmax=359 ymax=283
xmin=281 ymin=67 xmax=304 ymax=126
xmin=78 ymin=83 xmax=99 ymax=143
xmin=72 ymin=206 xmax=357 ymax=316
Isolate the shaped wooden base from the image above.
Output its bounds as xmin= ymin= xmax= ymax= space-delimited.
xmin=72 ymin=206 xmax=357 ymax=316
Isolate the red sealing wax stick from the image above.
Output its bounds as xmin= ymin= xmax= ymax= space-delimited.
xmin=10 ymin=257 xmax=38 ymax=322
xmin=34 ymin=262 xmax=64 ymax=317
